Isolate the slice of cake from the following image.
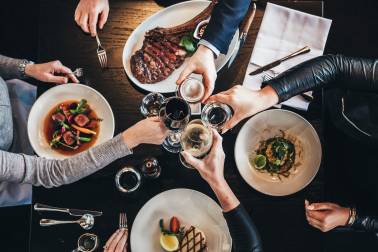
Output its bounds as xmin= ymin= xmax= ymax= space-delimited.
xmin=178 ymin=226 xmax=207 ymax=252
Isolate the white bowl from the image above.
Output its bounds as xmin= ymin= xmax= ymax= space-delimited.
xmin=28 ymin=84 xmax=115 ymax=159
xmin=234 ymin=109 xmax=322 ymax=196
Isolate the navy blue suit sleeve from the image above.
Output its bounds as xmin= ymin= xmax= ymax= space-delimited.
xmin=202 ymin=0 xmax=251 ymax=54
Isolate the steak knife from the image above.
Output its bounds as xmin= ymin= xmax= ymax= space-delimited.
xmin=34 ymin=203 xmax=102 ymax=217
xmin=249 ymin=46 xmax=311 ymax=76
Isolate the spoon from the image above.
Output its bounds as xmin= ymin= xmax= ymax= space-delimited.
xmin=40 ymin=214 xmax=94 ymax=230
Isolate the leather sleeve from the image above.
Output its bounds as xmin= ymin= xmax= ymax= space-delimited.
xmin=202 ymin=0 xmax=251 ymax=54
xmin=223 ymin=204 xmax=263 ymax=252
xmin=351 ymin=214 xmax=378 ymax=233
xmin=263 ymin=54 xmax=378 ymax=103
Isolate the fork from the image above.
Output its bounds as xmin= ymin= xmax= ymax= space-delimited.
xmin=119 ymin=212 xmax=128 ymax=230
xmin=262 ymin=72 xmax=313 ymax=102
xmin=95 ymin=34 xmax=107 ymax=68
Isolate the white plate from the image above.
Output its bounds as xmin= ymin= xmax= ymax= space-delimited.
xmin=27 ymin=84 xmax=115 ymax=159
xmin=130 ymin=188 xmax=232 ymax=252
xmin=123 ymin=0 xmax=240 ymax=93
xmin=234 ymin=109 xmax=322 ymax=196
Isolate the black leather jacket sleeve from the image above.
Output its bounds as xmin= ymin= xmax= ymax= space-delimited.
xmin=351 ymin=213 xmax=378 ymax=233
xmin=223 ymin=204 xmax=263 ymax=252
xmin=263 ymin=54 xmax=378 ymax=103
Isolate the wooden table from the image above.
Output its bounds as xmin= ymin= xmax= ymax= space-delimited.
xmin=30 ymin=1 xmax=325 ymax=251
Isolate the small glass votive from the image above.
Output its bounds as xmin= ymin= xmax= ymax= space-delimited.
xmin=76 ymin=233 xmax=98 ymax=252
xmin=115 ymin=166 xmax=142 ymax=193
xmin=140 ymin=157 xmax=161 ymax=179
xmin=140 ymin=92 xmax=165 ymax=117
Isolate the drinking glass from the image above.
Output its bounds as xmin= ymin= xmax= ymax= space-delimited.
xmin=159 ymin=96 xmax=191 ymax=153
xmin=179 ymin=119 xmax=213 ymax=168
xmin=140 ymin=92 xmax=165 ymax=117
xmin=73 ymin=233 xmax=98 ymax=252
xmin=201 ymin=102 xmax=233 ymax=132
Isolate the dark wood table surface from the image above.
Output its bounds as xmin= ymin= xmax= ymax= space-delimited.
xmin=30 ymin=1 xmax=326 ymax=251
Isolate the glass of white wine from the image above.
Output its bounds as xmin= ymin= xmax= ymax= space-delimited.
xmin=179 ymin=119 xmax=213 ymax=169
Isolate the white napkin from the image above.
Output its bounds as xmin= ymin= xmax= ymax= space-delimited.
xmin=242 ymin=2 xmax=332 ymax=110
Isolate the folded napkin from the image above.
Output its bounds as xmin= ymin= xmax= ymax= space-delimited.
xmin=243 ymin=2 xmax=332 ymax=110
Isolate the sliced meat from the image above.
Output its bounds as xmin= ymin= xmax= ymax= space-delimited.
xmin=74 ymin=114 xmax=90 ymax=127
xmin=130 ymin=1 xmax=216 ymax=84
xmin=52 ymin=112 xmax=65 ymax=122
xmin=62 ymin=131 xmax=75 ymax=146
xmin=86 ymin=120 xmax=98 ymax=129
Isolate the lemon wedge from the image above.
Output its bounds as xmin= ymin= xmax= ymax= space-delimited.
xmin=160 ymin=233 xmax=179 ymax=251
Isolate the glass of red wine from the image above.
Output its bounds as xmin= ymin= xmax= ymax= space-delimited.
xmin=159 ymin=96 xmax=191 ymax=153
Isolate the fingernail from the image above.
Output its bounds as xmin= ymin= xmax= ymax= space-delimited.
xmin=307 ymin=205 xmax=314 ymax=210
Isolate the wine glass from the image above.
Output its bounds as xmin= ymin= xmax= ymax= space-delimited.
xmin=176 ymin=77 xmax=204 ymax=115
xmin=201 ymin=102 xmax=233 ymax=132
xmin=179 ymin=119 xmax=213 ymax=169
xmin=73 ymin=233 xmax=98 ymax=252
xmin=140 ymin=92 xmax=165 ymax=117
xmin=159 ymin=96 xmax=191 ymax=153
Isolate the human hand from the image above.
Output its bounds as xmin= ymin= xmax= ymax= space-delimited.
xmin=305 ymin=200 xmax=350 ymax=232
xmin=122 ymin=117 xmax=169 ymax=149
xmin=25 ymin=60 xmax=79 ymax=84
xmin=181 ymin=129 xmax=226 ymax=187
xmin=75 ymin=0 xmax=109 ymax=36
xmin=176 ymin=45 xmax=217 ymax=102
xmin=207 ymin=85 xmax=279 ymax=133
xmin=103 ymin=228 xmax=128 ymax=252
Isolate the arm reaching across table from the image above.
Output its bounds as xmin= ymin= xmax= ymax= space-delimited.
xmin=181 ymin=130 xmax=263 ymax=252
xmin=0 ymin=54 xmax=78 ymax=83
xmin=0 ymin=117 xmax=168 ymax=188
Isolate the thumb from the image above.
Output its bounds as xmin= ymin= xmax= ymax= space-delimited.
xmin=46 ymin=74 xmax=68 ymax=84
xmin=307 ymin=202 xmax=335 ymax=211
xmin=176 ymin=64 xmax=194 ymax=85
xmin=181 ymin=151 xmax=203 ymax=170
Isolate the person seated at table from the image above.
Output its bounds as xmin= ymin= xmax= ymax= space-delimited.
xmin=207 ymin=54 xmax=378 ymax=234
xmin=0 ymin=54 xmax=168 ymax=192
xmin=181 ymin=130 xmax=263 ymax=252
xmin=74 ymin=0 xmax=250 ymax=100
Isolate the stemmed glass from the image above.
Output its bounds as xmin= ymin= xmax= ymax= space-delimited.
xmin=159 ymin=96 xmax=191 ymax=153
xmin=179 ymin=119 xmax=213 ymax=168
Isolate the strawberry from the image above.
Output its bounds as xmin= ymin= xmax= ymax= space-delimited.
xmin=170 ymin=216 xmax=180 ymax=233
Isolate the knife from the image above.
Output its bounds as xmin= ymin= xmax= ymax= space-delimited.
xmin=34 ymin=203 xmax=102 ymax=217
xmin=249 ymin=46 xmax=311 ymax=76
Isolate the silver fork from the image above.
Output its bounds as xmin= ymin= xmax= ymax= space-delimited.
xmin=119 ymin=212 xmax=128 ymax=230
xmin=72 ymin=68 xmax=83 ymax=78
xmin=95 ymin=34 xmax=107 ymax=68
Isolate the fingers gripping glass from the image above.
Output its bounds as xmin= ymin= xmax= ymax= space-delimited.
xmin=180 ymin=119 xmax=213 ymax=168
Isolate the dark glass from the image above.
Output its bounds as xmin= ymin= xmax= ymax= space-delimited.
xmin=159 ymin=97 xmax=190 ymax=131
xmin=159 ymin=97 xmax=191 ymax=153
xmin=201 ymin=102 xmax=233 ymax=132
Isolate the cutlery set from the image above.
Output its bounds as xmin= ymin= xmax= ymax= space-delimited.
xmin=35 ymin=204 xmax=128 ymax=251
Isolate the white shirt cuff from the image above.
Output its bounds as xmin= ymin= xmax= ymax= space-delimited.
xmin=198 ymin=39 xmax=221 ymax=58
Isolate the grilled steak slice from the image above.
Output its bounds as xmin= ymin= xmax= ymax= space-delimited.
xmin=131 ymin=1 xmax=216 ymax=84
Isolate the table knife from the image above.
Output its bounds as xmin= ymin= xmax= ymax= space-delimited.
xmin=249 ymin=46 xmax=311 ymax=76
xmin=34 ymin=203 xmax=102 ymax=217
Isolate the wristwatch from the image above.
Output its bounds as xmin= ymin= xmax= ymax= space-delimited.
xmin=18 ymin=59 xmax=34 ymax=78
